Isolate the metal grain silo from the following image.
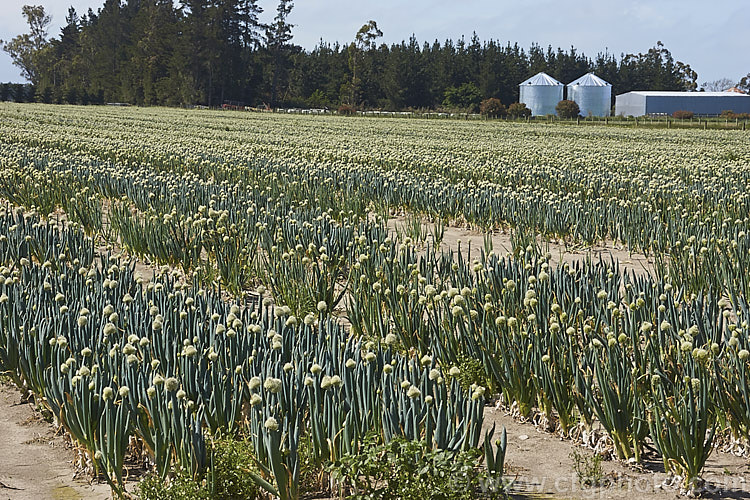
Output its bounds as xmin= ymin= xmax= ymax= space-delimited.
xmin=519 ymin=72 xmax=564 ymax=116
xmin=567 ymin=73 xmax=612 ymax=117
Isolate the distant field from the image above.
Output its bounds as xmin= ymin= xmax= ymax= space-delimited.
xmin=1 ymin=103 xmax=750 ymax=498
xmin=2 ymin=103 xmax=749 ymax=248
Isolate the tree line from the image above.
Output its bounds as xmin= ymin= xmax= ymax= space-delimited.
xmin=0 ymin=1 xmax=725 ymax=111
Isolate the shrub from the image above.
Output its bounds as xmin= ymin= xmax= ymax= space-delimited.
xmin=209 ymin=438 xmax=262 ymax=499
xmin=556 ymin=100 xmax=580 ymax=118
xmin=136 ymin=438 xmax=261 ymax=500
xmin=673 ymin=110 xmax=694 ymax=119
xmin=136 ymin=471 xmax=211 ymax=500
xmin=455 ymin=355 xmax=489 ymax=391
xmin=329 ymin=433 xmax=504 ymax=499
xmin=507 ymin=102 xmax=531 ymax=118
xmin=721 ymin=110 xmax=750 ymax=120
xmin=479 ymin=98 xmax=507 ymax=118
xmin=337 ymin=104 xmax=357 ymax=116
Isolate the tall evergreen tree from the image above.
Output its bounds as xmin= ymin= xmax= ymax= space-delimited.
xmin=265 ymin=0 xmax=294 ymax=107
xmin=2 ymin=1 xmax=700 ymax=111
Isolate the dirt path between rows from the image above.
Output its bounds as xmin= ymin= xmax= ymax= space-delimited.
xmin=483 ymin=405 xmax=750 ymax=499
xmin=387 ymin=215 xmax=656 ymax=277
xmin=0 ymin=382 xmax=111 ymax=500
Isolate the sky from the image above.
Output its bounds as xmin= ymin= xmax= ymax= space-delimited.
xmin=1 ymin=0 xmax=748 ymax=86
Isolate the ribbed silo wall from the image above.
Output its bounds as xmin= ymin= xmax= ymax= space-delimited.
xmin=568 ymin=85 xmax=611 ymax=117
xmin=520 ymin=85 xmax=564 ymax=116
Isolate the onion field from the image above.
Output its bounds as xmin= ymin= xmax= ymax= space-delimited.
xmin=1 ymin=103 xmax=750 ymax=498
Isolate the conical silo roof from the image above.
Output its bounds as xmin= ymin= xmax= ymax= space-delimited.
xmin=567 ymin=73 xmax=612 ymax=117
xmin=519 ymin=72 xmax=563 ymax=86
xmin=568 ymin=73 xmax=611 ymax=87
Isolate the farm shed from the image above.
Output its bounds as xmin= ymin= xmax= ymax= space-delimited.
xmin=519 ymin=72 xmax=564 ymax=116
xmin=567 ymin=73 xmax=611 ymax=117
xmin=615 ymin=91 xmax=750 ymax=117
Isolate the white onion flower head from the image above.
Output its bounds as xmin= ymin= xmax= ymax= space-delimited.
xmin=471 ymin=386 xmax=486 ymax=400
xmin=165 ymin=377 xmax=180 ymax=392
xmin=264 ymin=377 xmax=282 ymax=393
xmin=264 ymin=417 xmax=279 ymax=431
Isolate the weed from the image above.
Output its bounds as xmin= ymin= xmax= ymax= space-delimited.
xmin=570 ymin=449 xmax=608 ymax=488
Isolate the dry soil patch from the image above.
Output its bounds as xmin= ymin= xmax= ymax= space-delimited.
xmin=0 ymin=383 xmax=110 ymax=500
xmin=483 ymin=405 xmax=750 ymax=499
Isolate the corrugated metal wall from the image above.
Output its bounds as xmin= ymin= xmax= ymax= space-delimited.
xmin=616 ymin=92 xmax=750 ymax=116
xmin=615 ymin=93 xmax=646 ymax=116
xmin=644 ymin=95 xmax=750 ymax=116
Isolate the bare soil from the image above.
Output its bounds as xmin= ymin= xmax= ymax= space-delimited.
xmin=0 ymin=382 xmax=111 ymax=500
xmin=387 ymin=215 xmax=656 ymax=277
xmin=483 ymin=405 xmax=750 ymax=499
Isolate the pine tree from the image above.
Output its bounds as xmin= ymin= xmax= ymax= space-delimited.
xmin=266 ymin=0 xmax=294 ymax=107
